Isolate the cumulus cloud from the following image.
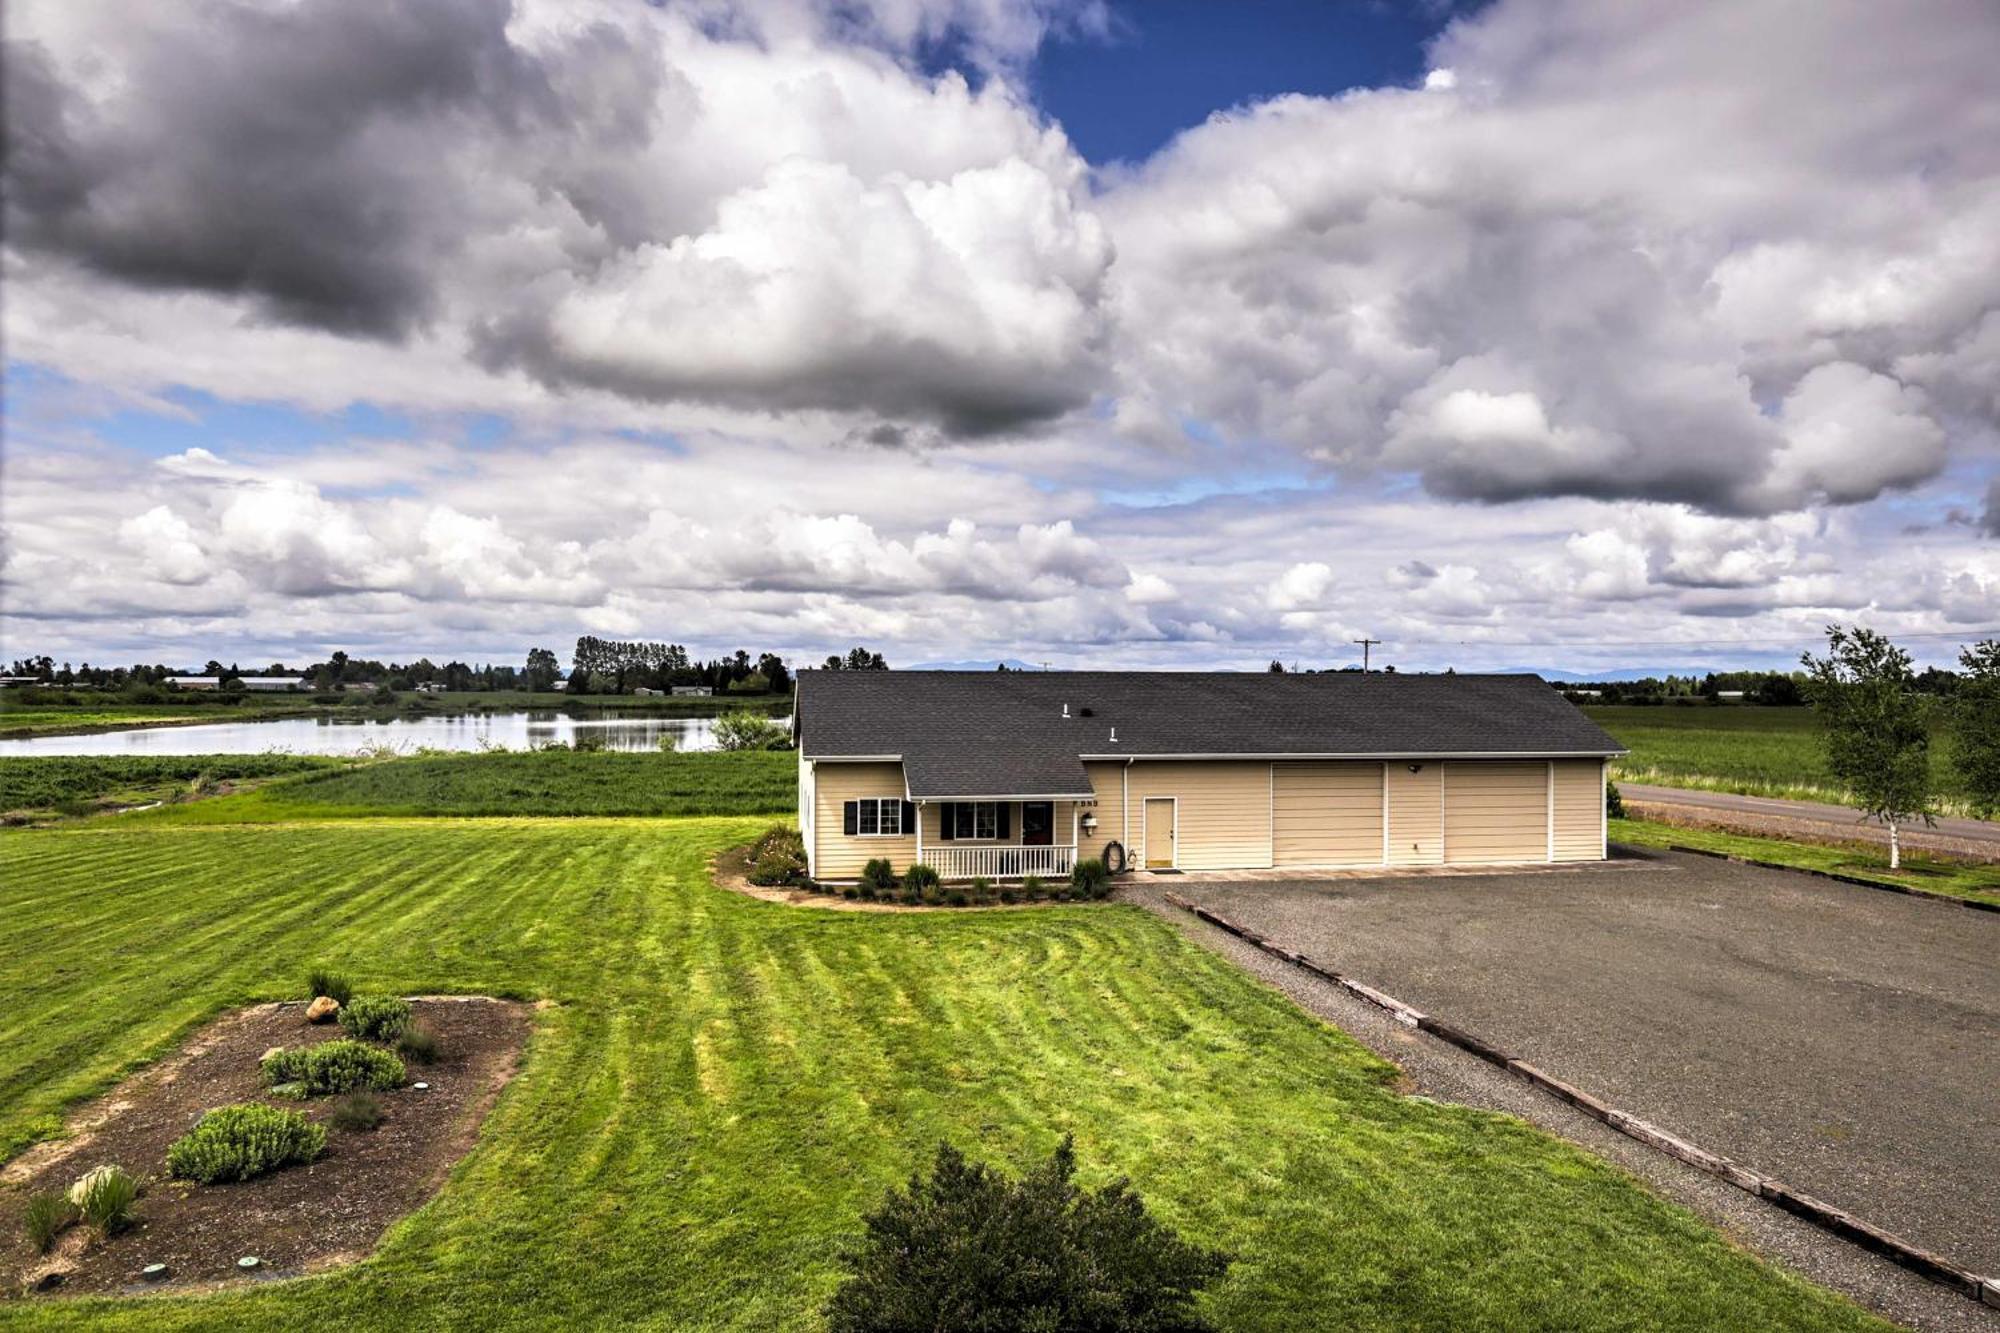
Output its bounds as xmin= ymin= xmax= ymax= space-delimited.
xmin=1101 ymin=0 xmax=2000 ymax=514
xmin=4 ymin=0 xmax=1111 ymax=433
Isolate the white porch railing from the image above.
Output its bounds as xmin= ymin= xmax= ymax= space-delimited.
xmin=921 ymin=844 xmax=1077 ymax=881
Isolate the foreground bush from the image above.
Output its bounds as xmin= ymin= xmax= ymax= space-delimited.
xmin=900 ymin=863 xmax=940 ymax=896
xmin=339 ymin=995 xmax=412 ymax=1042
xmin=168 ymin=1105 xmax=326 ymax=1183
xmin=397 ymin=1020 xmax=441 ymax=1065
xmin=860 ymin=858 xmax=898 ymax=894
xmin=825 ymin=1137 xmax=1231 ymax=1332
xmin=329 ymin=1091 xmax=385 ymax=1132
xmin=263 ymin=1040 xmax=406 ymax=1095
xmin=746 ymin=826 xmax=808 ymax=886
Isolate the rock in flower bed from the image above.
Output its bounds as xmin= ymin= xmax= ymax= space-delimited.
xmin=2 ymin=998 xmax=530 ymax=1297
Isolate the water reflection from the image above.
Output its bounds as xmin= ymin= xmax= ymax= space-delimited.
xmin=0 ymin=711 xmax=792 ymax=758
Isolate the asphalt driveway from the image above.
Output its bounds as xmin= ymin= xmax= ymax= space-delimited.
xmin=1169 ymin=849 xmax=2000 ymax=1278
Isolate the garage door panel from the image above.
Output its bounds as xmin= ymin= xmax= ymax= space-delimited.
xmin=1443 ymin=761 xmax=1547 ymax=864
xmin=1273 ymin=762 xmax=1383 ymax=866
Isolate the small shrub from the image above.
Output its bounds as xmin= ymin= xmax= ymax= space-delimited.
xmin=397 ymin=1020 xmax=441 ymax=1065
xmin=339 ymin=995 xmax=413 ymax=1043
xmin=946 ymin=890 xmax=969 ymax=907
xmin=747 ymin=825 xmax=808 ymax=886
xmin=168 ymin=1105 xmax=326 ymax=1183
xmin=842 ymin=885 xmax=860 ymax=900
xmin=1071 ymin=858 xmax=1111 ymax=899
xmin=900 ymin=888 xmax=921 ymax=906
xmin=1020 ymin=875 xmax=1046 ymax=901
xmin=901 ymin=863 xmax=941 ymax=896
xmin=329 ymin=1091 xmax=385 ymax=1132
xmin=824 ymin=1136 xmax=1231 ymax=1332
xmin=969 ymin=876 xmax=994 ymax=903
xmin=860 ymin=858 xmax=898 ymax=894
xmin=25 ymin=1193 xmax=75 ymax=1254
xmin=263 ymin=1040 xmax=406 ymax=1095
xmin=306 ymin=968 xmax=353 ymax=1007
xmin=856 ymin=884 xmax=875 ymax=901
xmin=72 ymin=1165 xmax=138 ymax=1237
xmin=1606 ymin=780 xmax=1626 ymax=819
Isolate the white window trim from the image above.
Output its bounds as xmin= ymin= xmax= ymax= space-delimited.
xmin=849 ymin=796 xmax=908 ymax=838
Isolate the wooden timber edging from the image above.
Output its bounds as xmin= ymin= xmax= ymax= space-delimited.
xmin=1663 ymin=843 xmax=2000 ymax=914
xmin=1161 ymin=890 xmax=2000 ymax=1308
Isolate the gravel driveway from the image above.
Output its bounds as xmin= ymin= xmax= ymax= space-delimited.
xmin=1159 ymin=848 xmax=2000 ymax=1281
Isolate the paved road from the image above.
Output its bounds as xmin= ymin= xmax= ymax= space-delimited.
xmin=1623 ymin=782 xmax=2000 ymax=859
xmin=1170 ymin=852 xmax=2000 ymax=1279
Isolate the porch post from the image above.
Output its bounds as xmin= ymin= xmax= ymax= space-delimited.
xmin=915 ymin=800 xmax=924 ymax=870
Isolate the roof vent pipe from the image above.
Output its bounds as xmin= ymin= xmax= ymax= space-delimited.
xmin=1062 ymin=703 xmax=1070 ymax=718
xmin=1109 ymin=726 xmax=1118 ymax=744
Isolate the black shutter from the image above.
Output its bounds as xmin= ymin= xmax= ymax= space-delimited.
xmin=843 ymin=801 xmax=858 ymax=835
xmin=902 ymin=802 xmax=917 ymax=836
xmin=937 ymin=802 xmax=955 ymax=841
xmin=997 ymin=802 xmax=1012 ymax=840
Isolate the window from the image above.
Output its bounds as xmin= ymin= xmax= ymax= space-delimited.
xmin=843 ymin=798 xmax=911 ymax=837
xmin=938 ymin=801 xmax=1008 ymax=841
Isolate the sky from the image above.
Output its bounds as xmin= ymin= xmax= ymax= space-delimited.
xmin=2 ymin=0 xmax=1997 ymax=676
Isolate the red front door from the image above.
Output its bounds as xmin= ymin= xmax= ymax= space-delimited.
xmin=1022 ymin=801 xmax=1054 ymax=846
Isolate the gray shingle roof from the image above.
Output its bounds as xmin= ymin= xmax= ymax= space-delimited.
xmin=797 ymin=670 xmax=1624 ymax=800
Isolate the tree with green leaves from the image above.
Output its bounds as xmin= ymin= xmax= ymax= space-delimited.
xmin=1800 ymin=625 xmax=1934 ymax=867
xmin=1952 ymin=639 xmax=2000 ymax=819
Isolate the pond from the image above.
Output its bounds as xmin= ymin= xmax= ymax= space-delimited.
xmin=0 ymin=712 xmax=792 ymax=757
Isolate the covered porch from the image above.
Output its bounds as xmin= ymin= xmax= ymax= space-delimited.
xmin=914 ymin=797 xmax=1093 ymax=881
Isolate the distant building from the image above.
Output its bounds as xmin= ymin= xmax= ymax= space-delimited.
xmin=634 ymin=686 xmax=665 ymax=697
xmin=415 ymin=682 xmax=446 ymax=694
xmin=1715 ymin=690 xmax=1746 ymax=700
xmin=0 ymin=676 xmax=44 ymax=688
xmin=165 ymin=676 xmax=302 ymax=692
xmin=670 ymin=685 xmax=714 ymax=697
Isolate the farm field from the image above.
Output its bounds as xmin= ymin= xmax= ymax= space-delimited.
xmin=117 ymin=750 xmax=798 ymax=823
xmin=1610 ymin=817 xmax=2000 ymax=907
xmin=1588 ymin=705 xmax=1975 ymax=810
xmin=0 ymin=755 xmax=344 ymax=822
xmin=0 ymin=810 xmax=1882 ymax=1330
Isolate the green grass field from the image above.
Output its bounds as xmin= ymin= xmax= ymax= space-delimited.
xmin=113 ymin=751 xmax=796 ymax=824
xmin=1612 ymin=817 xmax=2000 ymax=907
xmin=0 ymin=756 xmax=344 ymax=821
xmin=0 ymin=814 xmax=1881 ymax=1331
xmin=1589 ymin=705 xmax=1976 ymax=811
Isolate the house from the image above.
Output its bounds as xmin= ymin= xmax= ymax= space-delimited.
xmin=415 ymin=682 xmax=445 ymax=694
xmin=671 ymin=685 xmax=714 ymax=697
xmin=164 ymin=675 xmax=302 ymax=692
xmin=794 ymin=671 xmax=1625 ymax=882
xmin=634 ymin=686 xmax=665 ymax=697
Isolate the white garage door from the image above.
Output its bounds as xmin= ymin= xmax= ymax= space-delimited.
xmin=1272 ymin=762 xmax=1383 ymax=867
xmin=1443 ymin=761 xmax=1548 ymax=865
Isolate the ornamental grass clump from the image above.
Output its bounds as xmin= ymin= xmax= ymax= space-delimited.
xmin=24 ymin=1193 xmax=75 ymax=1254
xmin=168 ymin=1105 xmax=326 ymax=1183
xmin=329 ymin=1091 xmax=386 ymax=1132
xmin=306 ymin=967 xmax=353 ymax=1007
xmin=71 ymin=1164 xmax=139 ymax=1238
xmin=1070 ymin=858 xmax=1111 ymax=900
xmin=746 ymin=826 xmax=808 ymax=886
xmin=396 ymin=1019 xmax=442 ymax=1065
xmin=339 ymin=995 xmax=412 ymax=1043
xmin=860 ymin=858 xmax=898 ymax=894
xmin=263 ymin=1040 xmax=406 ymax=1095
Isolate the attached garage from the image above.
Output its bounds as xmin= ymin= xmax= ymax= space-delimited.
xmin=1442 ymin=761 xmax=1549 ymax=865
xmin=1272 ymin=762 xmax=1384 ymax=867
xmin=797 ymin=670 xmax=1624 ymax=880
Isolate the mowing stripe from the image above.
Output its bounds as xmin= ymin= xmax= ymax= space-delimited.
xmin=1162 ymin=890 xmax=2000 ymax=1308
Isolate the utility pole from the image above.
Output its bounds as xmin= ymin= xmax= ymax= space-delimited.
xmin=1353 ymin=637 xmax=1381 ymax=672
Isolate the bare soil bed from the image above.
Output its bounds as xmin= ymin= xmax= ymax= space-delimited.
xmin=2 ymin=997 xmax=532 ymax=1298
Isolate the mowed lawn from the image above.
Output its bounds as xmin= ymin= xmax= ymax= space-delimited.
xmin=0 ymin=818 xmax=1882 ymax=1331
xmin=1589 ymin=705 xmax=1975 ymax=809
